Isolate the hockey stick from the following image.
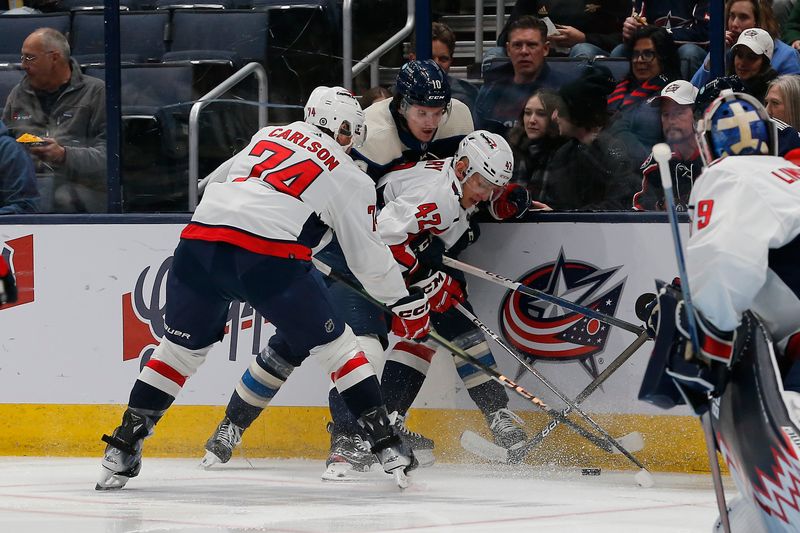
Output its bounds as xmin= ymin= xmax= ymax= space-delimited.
xmin=462 ymin=329 xmax=650 ymax=463
xmin=653 ymin=143 xmax=730 ymax=532
xmin=311 ymin=258 xmax=550 ymax=414
xmin=453 ymin=302 xmax=654 ymax=486
xmin=442 ymin=256 xmax=645 ymax=336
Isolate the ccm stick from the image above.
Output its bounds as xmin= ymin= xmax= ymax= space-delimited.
xmin=454 ymin=302 xmax=654 ymax=487
xmin=653 ymin=143 xmax=730 ymax=532
xmin=462 ymin=327 xmax=651 ymax=463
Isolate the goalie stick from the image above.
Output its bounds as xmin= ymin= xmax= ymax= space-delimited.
xmin=462 ymin=329 xmax=650 ymax=463
xmin=653 ymin=143 xmax=730 ymax=532
xmin=453 ymin=302 xmax=654 ymax=487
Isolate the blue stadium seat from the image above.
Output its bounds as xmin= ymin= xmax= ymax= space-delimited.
xmin=0 ymin=67 xmax=24 ymax=107
xmin=71 ymin=11 xmax=170 ymax=66
xmin=56 ymin=0 xmax=142 ymax=10
xmin=162 ymin=10 xmax=269 ymax=68
xmin=0 ymin=13 xmax=71 ymax=56
xmin=154 ymin=0 xmax=234 ymax=9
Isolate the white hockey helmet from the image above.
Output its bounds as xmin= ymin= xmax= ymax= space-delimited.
xmin=454 ymin=130 xmax=514 ymax=187
xmin=304 ymin=86 xmax=367 ymax=150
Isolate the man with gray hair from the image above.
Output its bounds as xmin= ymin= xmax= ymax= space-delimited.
xmin=3 ymin=27 xmax=106 ymax=213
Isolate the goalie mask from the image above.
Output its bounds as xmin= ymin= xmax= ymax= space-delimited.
xmin=454 ymin=130 xmax=514 ymax=190
xmin=304 ymin=86 xmax=367 ymax=151
xmin=697 ymin=89 xmax=777 ymax=165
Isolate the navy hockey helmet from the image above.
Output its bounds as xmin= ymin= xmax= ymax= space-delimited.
xmin=395 ymin=59 xmax=451 ymax=109
xmin=697 ymin=89 xmax=777 ymax=165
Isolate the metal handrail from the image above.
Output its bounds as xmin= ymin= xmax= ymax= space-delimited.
xmin=342 ymin=0 xmax=415 ymax=90
xmin=188 ymin=62 xmax=268 ymax=210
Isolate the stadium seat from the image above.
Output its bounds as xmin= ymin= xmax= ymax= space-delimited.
xmin=56 ymin=0 xmax=141 ymax=10
xmin=0 ymin=13 xmax=71 ymax=56
xmin=71 ymin=11 xmax=170 ymax=66
xmin=0 ymin=67 xmax=24 ymax=107
xmin=154 ymin=0 xmax=234 ymax=9
xmin=162 ymin=10 xmax=269 ymax=68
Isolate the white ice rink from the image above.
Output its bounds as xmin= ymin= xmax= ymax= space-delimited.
xmin=0 ymin=457 xmax=729 ymax=532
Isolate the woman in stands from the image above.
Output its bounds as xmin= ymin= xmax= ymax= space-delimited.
xmin=606 ymin=26 xmax=681 ymax=167
xmin=726 ymin=28 xmax=779 ymax=102
xmin=691 ymin=0 xmax=800 ymax=88
xmin=765 ymin=74 xmax=800 ymax=130
xmin=506 ymin=89 xmax=564 ymax=200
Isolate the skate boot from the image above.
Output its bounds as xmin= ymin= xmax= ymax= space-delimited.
xmin=358 ymin=406 xmax=418 ymax=488
xmin=96 ymin=408 xmax=154 ymax=490
xmin=487 ymin=408 xmax=528 ymax=464
xmin=394 ymin=413 xmax=435 ymax=467
xmin=321 ymin=423 xmax=378 ymax=481
xmin=200 ymin=417 xmax=243 ymax=469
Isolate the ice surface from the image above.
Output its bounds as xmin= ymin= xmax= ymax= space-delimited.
xmin=0 ymin=457 xmax=729 ymax=532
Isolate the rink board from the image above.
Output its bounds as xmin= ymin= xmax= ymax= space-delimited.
xmin=0 ymin=220 xmax=714 ymax=471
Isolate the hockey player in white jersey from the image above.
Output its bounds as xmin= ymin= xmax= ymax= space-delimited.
xmin=96 ymin=86 xmax=432 ymax=490
xmin=639 ymin=90 xmax=800 ymax=532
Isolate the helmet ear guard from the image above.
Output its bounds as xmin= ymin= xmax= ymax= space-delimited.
xmin=454 ymin=130 xmax=514 ymax=188
xmin=696 ymin=89 xmax=777 ymax=165
xmin=304 ymin=86 xmax=367 ymax=150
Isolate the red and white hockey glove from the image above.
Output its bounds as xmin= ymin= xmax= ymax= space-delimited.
xmin=488 ymin=183 xmax=531 ymax=220
xmin=412 ymin=270 xmax=466 ymax=313
xmin=0 ymin=256 xmax=17 ymax=306
xmin=390 ymin=287 xmax=431 ymax=340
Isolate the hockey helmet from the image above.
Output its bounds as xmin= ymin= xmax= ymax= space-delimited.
xmin=304 ymin=86 xmax=367 ymax=150
xmin=454 ymin=130 xmax=514 ymax=188
xmin=694 ymin=75 xmax=746 ymax=119
xmin=697 ymin=89 xmax=777 ymax=165
xmin=395 ymin=59 xmax=451 ymax=109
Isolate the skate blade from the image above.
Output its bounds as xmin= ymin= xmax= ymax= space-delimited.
xmin=95 ymin=466 xmax=130 ymax=491
xmin=413 ymin=449 xmax=435 ymax=468
xmin=321 ymin=462 xmax=376 ymax=482
xmin=199 ymin=450 xmax=223 ymax=470
xmin=394 ymin=469 xmax=410 ymax=489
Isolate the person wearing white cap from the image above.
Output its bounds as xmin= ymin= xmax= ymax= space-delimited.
xmin=633 ymin=80 xmax=702 ymax=210
xmin=726 ymin=27 xmax=779 ymax=103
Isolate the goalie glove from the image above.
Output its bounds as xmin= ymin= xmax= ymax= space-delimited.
xmin=488 ymin=183 xmax=531 ymax=220
xmin=412 ymin=270 xmax=466 ymax=313
xmin=389 ymin=287 xmax=431 ymax=341
xmin=0 ymin=256 xmax=17 ymax=306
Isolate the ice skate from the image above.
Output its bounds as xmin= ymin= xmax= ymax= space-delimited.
xmin=394 ymin=413 xmax=435 ymax=467
xmin=321 ymin=423 xmax=378 ymax=481
xmin=487 ymin=408 xmax=528 ymax=463
xmin=200 ymin=417 xmax=243 ymax=469
xmin=358 ymin=406 xmax=418 ymax=488
xmin=96 ymin=409 xmax=153 ymax=490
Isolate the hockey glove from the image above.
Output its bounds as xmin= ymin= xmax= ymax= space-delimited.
xmin=410 ymin=233 xmax=446 ymax=271
xmin=0 ymin=257 xmax=17 ymax=306
xmin=390 ymin=287 xmax=431 ymax=341
xmin=448 ymin=218 xmax=481 ymax=257
xmin=412 ymin=270 xmax=466 ymax=314
xmin=488 ymin=183 xmax=531 ymax=220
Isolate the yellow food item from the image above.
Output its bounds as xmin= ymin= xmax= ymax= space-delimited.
xmin=16 ymin=133 xmax=44 ymax=143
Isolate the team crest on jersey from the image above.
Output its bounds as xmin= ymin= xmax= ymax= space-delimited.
xmin=499 ymin=249 xmax=625 ymax=379
xmin=121 ymin=257 xmax=270 ymax=368
xmin=1 ymin=234 xmax=35 ymax=310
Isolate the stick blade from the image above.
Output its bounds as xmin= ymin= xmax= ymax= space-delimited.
xmin=460 ymin=430 xmax=509 ymax=463
xmin=611 ymin=432 xmax=645 ymax=454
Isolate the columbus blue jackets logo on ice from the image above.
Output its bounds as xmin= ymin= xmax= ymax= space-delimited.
xmin=499 ymin=249 xmax=625 ymax=379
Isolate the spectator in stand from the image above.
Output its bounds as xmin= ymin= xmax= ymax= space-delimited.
xmin=611 ymin=0 xmax=710 ymax=80
xmin=691 ymin=0 xmax=800 ymax=88
xmin=408 ymin=22 xmax=479 ymax=110
xmin=506 ymin=89 xmax=564 ymax=200
xmin=765 ymin=74 xmax=800 ymax=130
xmin=633 ymin=80 xmax=702 ymax=211
xmin=360 ymin=86 xmax=392 ymax=110
xmin=728 ymin=28 xmax=778 ymax=102
xmin=539 ymin=66 xmax=639 ymax=210
xmin=607 ymin=26 xmax=681 ymax=167
xmin=0 ymin=118 xmax=39 ymax=214
xmin=784 ymin=0 xmax=800 ymax=51
xmin=774 ymin=0 xmax=799 ymax=36
xmin=473 ymin=16 xmax=564 ymax=137
xmin=3 ymin=28 xmax=106 ymax=213
xmin=496 ymin=0 xmax=628 ymax=58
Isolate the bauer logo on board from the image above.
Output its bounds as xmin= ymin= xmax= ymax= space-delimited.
xmin=1 ymin=234 xmax=34 ymax=310
xmin=499 ymin=248 xmax=625 ymax=379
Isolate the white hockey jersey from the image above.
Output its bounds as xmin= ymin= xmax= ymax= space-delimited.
xmin=376 ymin=158 xmax=468 ymax=274
xmin=687 ymin=155 xmax=800 ymax=347
xmin=186 ymin=121 xmax=408 ymax=305
xmin=352 ymin=97 xmax=474 ymax=180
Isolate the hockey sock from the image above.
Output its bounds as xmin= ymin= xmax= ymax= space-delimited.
xmin=229 ymin=346 xmax=293 ymax=428
xmin=381 ymin=341 xmax=435 ymax=414
xmin=128 ymin=359 xmax=184 ymax=422
xmin=450 ymin=330 xmax=510 ymax=416
xmin=328 ymin=387 xmax=362 ymax=435
xmin=467 ymin=379 xmax=509 ymax=417
xmin=332 ymin=351 xmax=384 ymax=418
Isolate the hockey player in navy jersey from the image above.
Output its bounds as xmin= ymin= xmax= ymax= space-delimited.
xmin=201 ymin=131 xmax=533 ymax=478
xmin=639 ymin=90 xmax=800 ymax=531
xmin=96 ymin=86 xmax=432 ymax=490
